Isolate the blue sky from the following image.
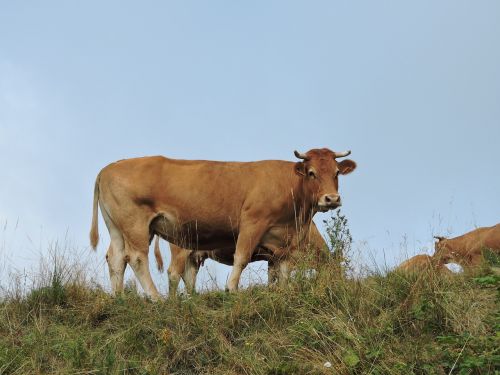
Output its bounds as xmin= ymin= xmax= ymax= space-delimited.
xmin=1 ymin=1 xmax=499 ymax=291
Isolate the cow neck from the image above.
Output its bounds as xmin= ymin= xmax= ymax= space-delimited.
xmin=290 ymin=171 xmax=316 ymax=227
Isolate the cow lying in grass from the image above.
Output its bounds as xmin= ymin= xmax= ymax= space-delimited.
xmin=434 ymin=224 xmax=500 ymax=270
xmin=396 ymin=254 xmax=451 ymax=275
xmin=153 ymin=222 xmax=329 ymax=296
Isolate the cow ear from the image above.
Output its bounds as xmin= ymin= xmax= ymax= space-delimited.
xmin=338 ymin=159 xmax=357 ymax=175
xmin=294 ymin=162 xmax=306 ymax=176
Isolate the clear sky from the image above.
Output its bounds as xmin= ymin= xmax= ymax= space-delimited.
xmin=1 ymin=1 xmax=499 ymax=291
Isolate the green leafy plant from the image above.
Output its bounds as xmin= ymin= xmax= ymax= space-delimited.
xmin=323 ymin=209 xmax=353 ymax=273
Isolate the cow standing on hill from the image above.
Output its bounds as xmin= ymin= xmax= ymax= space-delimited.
xmin=434 ymin=224 xmax=500 ymax=269
xmin=90 ymin=148 xmax=356 ymax=300
xmin=153 ymin=221 xmax=329 ymax=296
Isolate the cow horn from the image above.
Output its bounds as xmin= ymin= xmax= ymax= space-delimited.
xmin=334 ymin=150 xmax=351 ymax=158
xmin=434 ymin=236 xmax=446 ymax=241
xmin=294 ymin=150 xmax=309 ymax=161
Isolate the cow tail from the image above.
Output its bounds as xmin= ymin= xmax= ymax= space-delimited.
xmin=154 ymin=235 xmax=164 ymax=273
xmin=90 ymin=172 xmax=101 ymax=250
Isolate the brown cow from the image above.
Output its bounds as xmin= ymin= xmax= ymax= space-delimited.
xmin=434 ymin=224 xmax=500 ymax=269
xmin=90 ymin=148 xmax=356 ymax=300
xmin=396 ymin=254 xmax=451 ymax=274
xmin=154 ymin=221 xmax=329 ymax=296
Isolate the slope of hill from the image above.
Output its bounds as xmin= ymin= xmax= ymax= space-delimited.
xmin=0 ymin=255 xmax=498 ymax=374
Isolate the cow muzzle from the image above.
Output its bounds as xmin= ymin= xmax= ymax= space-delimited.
xmin=317 ymin=194 xmax=342 ymax=212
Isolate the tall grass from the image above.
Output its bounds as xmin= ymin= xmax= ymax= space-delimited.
xmin=0 ymin=248 xmax=498 ymax=374
xmin=1 ymin=214 xmax=498 ymax=374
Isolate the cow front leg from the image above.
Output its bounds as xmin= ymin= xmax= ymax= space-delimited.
xmin=227 ymin=224 xmax=268 ymax=291
xmin=278 ymin=259 xmax=291 ymax=287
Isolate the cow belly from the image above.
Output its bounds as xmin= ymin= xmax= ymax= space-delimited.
xmin=151 ymin=213 xmax=237 ymax=250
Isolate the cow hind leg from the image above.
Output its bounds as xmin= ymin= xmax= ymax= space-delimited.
xmin=167 ymin=244 xmax=188 ymax=298
xmin=167 ymin=269 xmax=181 ymax=297
xmin=102 ymin=208 xmax=127 ymax=295
xmin=106 ymin=243 xmax=126 ymax=295
xmin=124 ymin=237 xmax=161 ymax=301
xmin=183 ymin=255 xmax=200 ymax=294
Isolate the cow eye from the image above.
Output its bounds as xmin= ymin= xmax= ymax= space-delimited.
xmin=335 ymin=170 xmax=340 ymax=177
xmin=308 ymin=170 xmax=316 ymax=178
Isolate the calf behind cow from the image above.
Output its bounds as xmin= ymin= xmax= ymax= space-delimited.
xmin=90 ymin=148 xmax=356 ymax=300
xmin=154 ymin=221 xmax=329 ymax=296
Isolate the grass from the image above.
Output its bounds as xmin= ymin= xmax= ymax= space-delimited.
xmin=0 ymin=250 xmax=499 ymax=375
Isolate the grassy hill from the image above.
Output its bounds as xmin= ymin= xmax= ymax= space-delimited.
xmin=0 ymin=255 xmax=498 ymax=374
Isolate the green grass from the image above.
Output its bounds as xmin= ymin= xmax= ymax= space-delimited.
xmin=0 ymin=255 xmax=499 ymax=375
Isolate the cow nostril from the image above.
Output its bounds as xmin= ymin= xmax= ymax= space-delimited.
xmin=332 ymin=195 xmax=341 ymax=203
xmin=323 ymin=195 xmax=340 ymax=205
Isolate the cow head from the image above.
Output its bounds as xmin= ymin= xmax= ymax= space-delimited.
xmin=294 ymin=148 xmax=356 ymax=212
